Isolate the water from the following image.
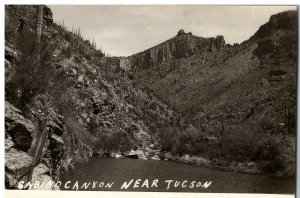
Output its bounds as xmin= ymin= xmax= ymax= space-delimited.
xmin=60 ymin=157 xmax=295 ymax=193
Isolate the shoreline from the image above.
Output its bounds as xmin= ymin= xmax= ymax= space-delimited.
xmin=88 ymin=152 xmax=287 ymax=177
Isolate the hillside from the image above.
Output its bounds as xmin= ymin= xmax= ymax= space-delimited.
xmin=122 ymin=11 xmax=297 ymax=175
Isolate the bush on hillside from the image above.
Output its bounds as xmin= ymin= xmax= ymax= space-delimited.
xmin=6 ymin=31 xmax=56 ymax=109
xmin=158 ymin=121 xmax=283 ymax=173
xmin=94 ymin=129 xmax=135 ymax=153
xmin=211 ymin=123 xmax=283 ymax=172
xmin=65 ymin=115 xmax=98 ymax=146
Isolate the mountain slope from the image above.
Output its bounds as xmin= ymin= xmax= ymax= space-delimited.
xmin=122 ymin=10 xmax=297 ymax=175
xmin=125 ymin=10 xmax=297 ymax=127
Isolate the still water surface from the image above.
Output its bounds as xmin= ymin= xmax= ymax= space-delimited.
xmin=60 ymin=157 xmax=295 ymax=193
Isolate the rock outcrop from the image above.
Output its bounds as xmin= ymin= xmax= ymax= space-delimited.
xmin=177 ymin=29 xmax=186 ymax=36
xmin=5 ymin=101 xmax=35 ymax=151
xmin=120 ymin=30 xmax=225 ymax=71
xmin=5 ymin=101 xmax=66 ymax=189
xmin=30 ymin=163 xmax=54 ymax=190
xmin=250 ymin=10 xmax=297 ymax=40
xmin=5 ymin=148 xmax=33 ymax=188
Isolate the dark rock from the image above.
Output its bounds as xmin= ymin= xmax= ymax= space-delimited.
xmin=5 ymin=102 xmax=34 ymax=151
xmin=49 ymin=134 xmax=64 ymax=150
xmin=47 ymin=120 xmax=64 ymax=136
xmin=9 ymin=123 xmax=34 ymax=150
xmin=5 ymin=46 xmax=20 ymax=62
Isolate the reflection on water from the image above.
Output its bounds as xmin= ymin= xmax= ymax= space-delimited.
xmin=60 ymin=157 xmax=295 ymax=193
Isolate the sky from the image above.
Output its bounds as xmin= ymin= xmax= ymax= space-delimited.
xmin=48 ymin=5 xmax=297 ymax=57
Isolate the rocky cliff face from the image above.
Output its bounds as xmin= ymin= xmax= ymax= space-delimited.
xmin=120 ymin=29 xmax=225 ymax=71
xmin=5 ymin=6 xmax=64 ymax=189
xmin=5 ymin=101 xmax=65 ymax=189
xmin=250 ymin=10 xmax=297 ymax=41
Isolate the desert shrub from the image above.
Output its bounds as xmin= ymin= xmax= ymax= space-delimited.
xmin=253 ymin=39 xmax=275 ymax=59
xmin=194 ymin=139 xmax=212 ymax=156
xmin=268 ymin=69 xmax=287 ymax=77
xmin=65 ymin=115 xmax=97 ymax=146
xmin=52 ymin=87 xmax=80 ymax=117
xmin=158 ymin=124 xmax=180 ymax=153
xmin=176 ymin=126 xmax=200 ymax=154
xmin=61 ymin=46 xmax=72 ymax=58
xmin=85 ymin=53 xmax=92 ymax=60
xmin=257 ymin=117 xmax=276 ymax=131
xmin=127 ymin=72 xmax=135 ymax=80
xmin=218 ymin=125 xmax=282 ymax=165
xmin=6 ymin=30 xmax=55 ymax=109
xmin=94 ymin=130 xmax=134 ymax=153
xmin=221 ymin=126 xmax=262 ymax=161
xmin=158 ymin=124 xmax=204 ymax=155
xmin=49 ymin=69 xmax=74 ymax=100
xmin=64 ymin=32 xmax=73 ymax=42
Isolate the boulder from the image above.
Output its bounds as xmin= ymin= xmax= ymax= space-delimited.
xmin=31 ymin=174 xmax=54 ymax=190
xmin=5 ymin=46 xmax=20 ymax=62
xmin=31 ymin=163 xmax=50 ymax=177
xmin=5 ymin=102 xmax=35 ymax=151
xmin=164 ymin=152 xmax=173 ymax=160
xmin=115 ymin=153 xmax=122 ymax=159
xmin=77 ymin=75 xmax=84 ymax=83
xmin=5 ymin=148 xmax=33 ymax=187
xmin=128 ymin=150 xmax=145 ymax=159
xmin=183 ymin=154 xmax=192 ymax=164
xmin=236 ymin=162 xmax=260 ymax=174
xmin=5 ymin=135 xmax=15 ymax=152
xmin=30 ymin=163 xmax=54 ymax=190
xmin=150 ymin=155 xmax=160 ymax=160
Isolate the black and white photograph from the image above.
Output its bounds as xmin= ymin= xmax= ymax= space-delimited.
xmin=3 ymin=3 xmax=297 ymax=197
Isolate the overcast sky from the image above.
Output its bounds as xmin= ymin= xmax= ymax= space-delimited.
xmin=48 ymin=5 xmax=296 ymax=56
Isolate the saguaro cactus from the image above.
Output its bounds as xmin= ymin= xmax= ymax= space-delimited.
xmin=35 ymin=5 xmax=43 ymax=44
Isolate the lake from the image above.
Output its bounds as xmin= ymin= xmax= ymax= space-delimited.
xmin=60 ymin=157 xmax=295 ymax=193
